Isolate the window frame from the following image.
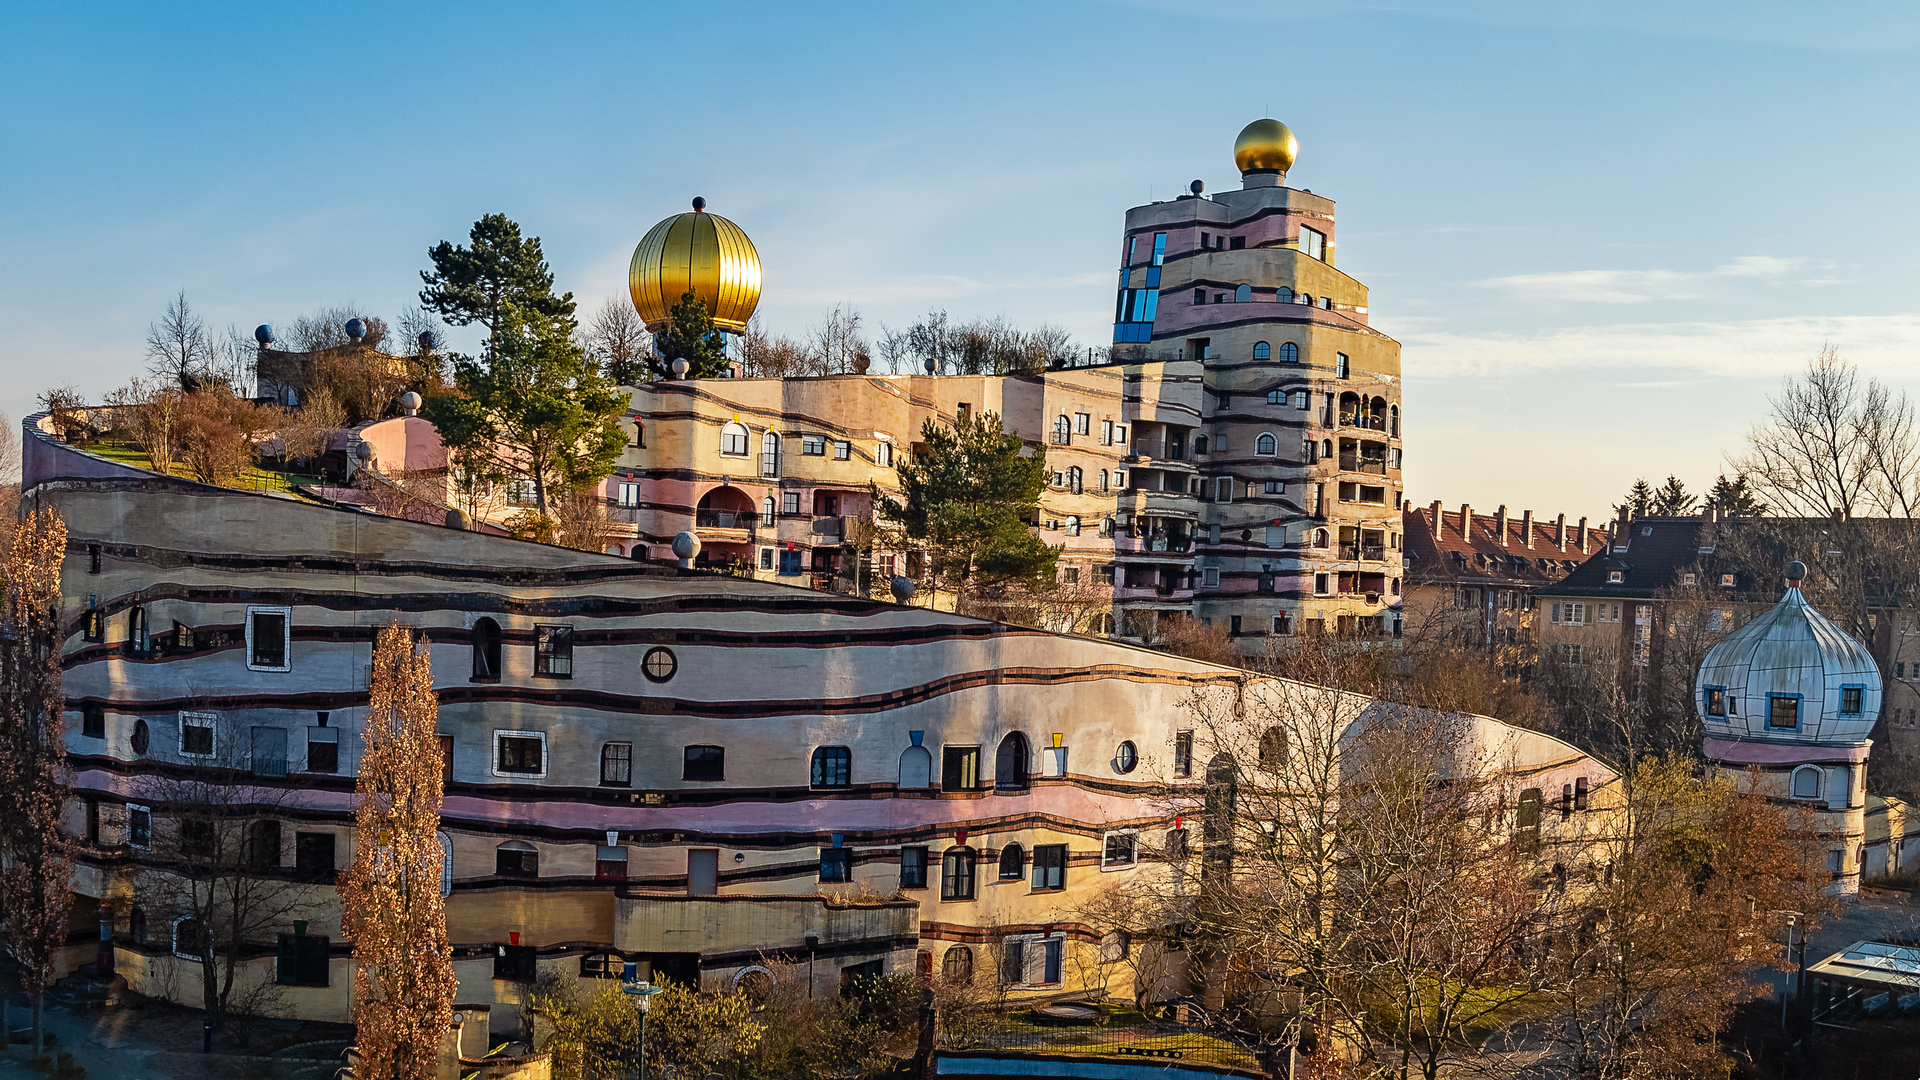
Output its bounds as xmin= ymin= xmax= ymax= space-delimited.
xmin=1767 ymin=693 xmax=1802 ymax=731
xmin=1790 ymin=765 xmax=1823 ymax=801
xmin=683 ymin=744 xmax=726 ymax=782
xmin=801 ymin=434 xmax=827 ymax=456
xmin=811 ymin=745 xmax=853 ymax=788
xmin=181 ymin=711 xmax=217 ymax=759
xmin=1101 ymin=831 xmax=1139 ymax=871
xmin=126 ymin=802 xmax=152 ymax=850
xmin=533 ymin=624 xmax=574 ymax=678
xmin=601 ymin=741 xmax=633 ymax=787
xmin=1839 ymin=684 xmax=1865 ymax=717
xmin=245 ymin=605 xmax=292 ymax=672
xmin=1703 ymin=686 xmax=1727 ymax=718
xmin=818 ymin=845 xmax=851 ymax=883
xmin=940 ymin=847 xmax=977 ymax=901
xmin=1030 ymin=843 xmax=1067 ymax=891
xmin=492 ymin=730 xmax=548 ymax=779
xmin=1255 ymin=432 xmax=1277 ymax=456
xmin=900 ymin=846 xmax=928 ymax=889
xmin=642 ymin=646 xmax=678 ymax=683
xmin=720 ymin=422 xmax=751 ymax=457
xmin=495 ymin=839 xmax=540 ymax=878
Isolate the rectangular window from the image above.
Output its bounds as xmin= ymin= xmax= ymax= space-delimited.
xmin=782 ymin=491 xmax=800 ymax=514
xmin=246 ymin=606 xmax=291 ymax=671
xmin=900 ymin=846 xmax=928 ymax=889
xmin=1101 ymin=419 xmax=1113 ymax=445
xmin=942 ymin=746 xmax=982 ymax=790
xmin=601 ymin=742 xmax=633 ymax=786
xmin=534 ymin=625 xmax=574 ymax=677
xmin=1273 ymin=612 xmax=1293 ymax=635
xmin=1315 ymin=572 xmax=1330 ymax=595
xmin=126 ymin=803 xmax=152 ymax=850
xmin=495 ymin=732 xmax=546 ymax=776
xmin=1840 ymin=686 xmax=1864 ymax=716
xmin=819 ymin=846 xmax=850 ymax=883
xmin=802 ymin=435 xmax=826 ymax=456
xmin=276 ymin=934 xmax=331 ymax=987
xmin=307 ymin=725 xmax=339 ymax=773
xmin=1769 ymin=695 xmax=1800 ymax=730
xmin=1705 ymin=688 xmax=1726 ymax=717
xmin=1214 ymin=477 xmax=1232 ymax=503
xmin=1336 ymin=352 xmax=1350 ymax=379
xmin=494 ymin=944 xmax=537 ymax=983
xmin=1203 ymin=568 xmax=1220 ymax=588
xmin=760 ymin=547 xmax=774 ymax=570
xmin=617 ymin=482 xmax=640 ymax=508
xmin=1173 ymin=730 xmax=1194 ymax=777
xmin=181 ymin=713 xmax=216 ymax=758
xmin=295 ymin=832 xmax=336 ymax=882
xmin=1166 ymin=829 xmax=1189 ymax=860
xmin=1299 ymin=226 xmax=1327 ymax=260
xmin=82 ymin=704 xmax=105 ymax=739
xmin=1031 ymin=844 xmax=1066 ymax=890
xmin=683 ymin=744 xmax=725 ymax=781
xmin=833 ymin=440 xmax=851 ymax=460
xmin=1043 ymin=938 xmax=1063 ymax=983
xmin=595 ymin=845 xmax=629 ymax=882
xmin=250 ymin=726 xmax=287 ymax=778
xmin=1102 ymin=832 xmax=1138 ymax=869
xmin=941 ymin=848 xmax=976 ymax=901
xmin=1001 ymin=940 xmax=1026 ymax=985
xmin=1150 ymin=233 xmax=1166 ymax=266
xmin=779 ymin=548 xmax=804 ymax=575
xmin=876 ymin=441 xmax=893 ymax=467
xmin=1075 ymin=413 xmax=1090 ymax=435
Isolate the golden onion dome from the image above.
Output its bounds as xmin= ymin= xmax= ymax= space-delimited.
xmin=1233 ymin=118 xmax=1298 ymax=175
xmin=628 ymin=198 xmax=762 ymax=331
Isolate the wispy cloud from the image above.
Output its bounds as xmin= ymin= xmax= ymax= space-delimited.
xmin=1476 ymin=256 xmax=1808 ymax=303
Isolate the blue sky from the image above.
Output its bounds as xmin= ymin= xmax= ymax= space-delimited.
xmin=3 ymin=1 xmax=1918 ymax=518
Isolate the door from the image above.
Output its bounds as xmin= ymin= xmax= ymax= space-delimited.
xmin=688 ymin=849 xmax=718 ymax=896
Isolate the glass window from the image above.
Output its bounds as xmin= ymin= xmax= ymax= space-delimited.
xmin=1705 ymin=688 xmax=1726 ymax=717
xmin=470 ymin=618 xmax=501 ymax=679
xmin=900 ymin=846 xmax=928 ymax=889
xmin=601 ymin=742 xmax=632 ymax=786
xmin=1069 ymin=466 xmax=1083 ymax=494
xmin=781 ymin=492 xmax=800 ymax=515
xmin=1031 ymin=844 xmax=1066 ymax=890
xmin=247 ymin=607 xmax=290 ymax=670
xmin=1280 ymin=342 xmax=1299 ymax=363
xmin=761 ymin=431 xmax=781 ymax=476
xmin=495 ymin=733 xmax=545 ymax=775
xmin=1043 ymin=938 xmax=1063 ymax=984
xmin=494 ymin=943 xmax=537 ymax=982
xmin=995 ymin=733 xmax=1029 ymax=789
xmin=181 ymin=713 xmax=215 ymax=758
xmin=802 ymin=435 xmax=826 ymax=456
xmin=617 ymin=483 xmax=639 ymax=508
xmin=534 ymin=625 xmax=573 ymax=677
xmin=1115 ymin=741 xmax=1138 ymax=773
xmin=1234 ymin=284 xmax=1252 ymax=303
xmin=1841 ymin=687 xmax=1863 ymax=715
xmin=1102 ymin=833 xmax=1137 ymax=869
xmin=595 ymin=845 xmax=628 ymax=881
xmin=1769 ymin=696 xmax=1799 ymax=729
xmin=1256 ymin=433 xmax=1276 ymax=456
xmin=941 ymin=848 xmax=976 ymax=900
xmin=1150 ymin=233 xmax=1166 ymax=266
xmin=833 ymin=440 xmax=851 ymax=460
xmin=642 ymin=646 xmax=678 ymax=683
xmin=942 ymin=945 xmax=973 ymax=983
xmin=943 ymin=746 xmax=981 ymax=790
xmin=684 ymin=745 xmax=725 ymax=781
xmin=721 ymin=423 xmax=750 ymax=456
xmin=999 ymin=843 xmax=1026 ymax=879
xmin=819 ymin=847 xmax=850 ymax=883
xmin=495 ymin=840 xmax=538 ymax=877
xmin=876 ymin=441 xmax=893 ymax=467
xmin=1174 ymin=730 xmax=1194 ymax=777
xmin=1299 ymin=226 xmax=1326 ymax=260
xmin=1336 ymin=353 xmax=1350 ymax=378
xmin=1792 ymin=767 xmax=1821 ymax=800
xmin=812 ymin=746 xmax=852 ymax=787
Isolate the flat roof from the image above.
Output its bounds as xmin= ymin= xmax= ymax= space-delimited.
xmin=1807 ymin=940 xmax=1920 ymax=991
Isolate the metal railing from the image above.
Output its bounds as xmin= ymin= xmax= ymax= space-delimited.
xmin=694 ymin=510 xmax=754 ymax=529
xmin=944 ymin=1003 xmax=1264 ymax=1071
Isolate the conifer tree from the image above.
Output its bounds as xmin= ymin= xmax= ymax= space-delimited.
xmin=1649 ymin=474 xmax=1698 ymax=516
xmin=420 ymin=213 xmax=576 ymax=347
xmin=1704 ymin=472 xmax=1767 ymax=516
xmin=652 ymin=290 xmax=730 ymax=380
xmin=339 ymin=625 xmax=457 ymax=1080
xmin=1618 ymin=478 xmax=1654 ymax=519
xmin=0 ymin=506 xmax=73 ymax=1060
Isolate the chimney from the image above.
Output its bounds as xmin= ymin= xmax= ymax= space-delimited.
xmin=1459 ymin=503 xmax=1472 ymax=539
xmin=1494 ymin=505 xmax=1508 ymax=547
xmin=1555 ymin=513 xmax=1567 ymax=550
xmin=1521 ymin=510 xmax=1534 ymax=549
xmin=1578 ymin=516 xmax=1590 ymax=554
xmin=1430 ymin=499 xmax=1442 ymax=530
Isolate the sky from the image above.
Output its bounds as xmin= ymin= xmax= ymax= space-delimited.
xmin=3 ymin=1 xmax=1919 ymax=519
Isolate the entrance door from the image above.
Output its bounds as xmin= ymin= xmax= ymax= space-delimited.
xmin=688 ymin=849 xmax=718 ymax=896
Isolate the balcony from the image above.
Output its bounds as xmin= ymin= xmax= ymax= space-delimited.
xmin=1339 ymin=544 xmax=1388 ymax=562
xmin=695 ymin=510 xmax=757 ymax=530
xmin=810 ymin=515 xmax=844 ymax=539
xmin=1336 ymin=454 xmax=1388 ymax=475
xmin=613 ymin=890 xmax=918 ymax=958
xmin=1341 ymin=415 xmax=1388 ymax=432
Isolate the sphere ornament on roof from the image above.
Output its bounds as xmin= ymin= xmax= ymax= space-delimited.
xmin=628 ymin=197 xmax=762 ymax=332
xmin=1234 ymin=118 xmax=1298 ymax=175
xmin=1694 ymin=570 xmax=1881 ymax=745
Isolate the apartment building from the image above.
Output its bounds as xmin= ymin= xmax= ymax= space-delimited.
xmin=1401 ymin=501 xmax=1611 ymax=656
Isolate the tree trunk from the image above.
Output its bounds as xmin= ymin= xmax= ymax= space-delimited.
xmin=30 ymin=994 xmax=42 ymax=1061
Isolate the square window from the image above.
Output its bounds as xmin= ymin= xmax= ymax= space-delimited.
xmin=942 ymin=746 xmax=982 ymax=790
xmin=900 ymin=846 xmax=928 ymax=889
xmin=617 ymin=483 xmax=640 ymax=508
xmin=246 ymin=606 xmax=291 ymax=671
xmin=534 ymin=625 xmax=574 ymax=678
xmin=802 ymin=435 xmax=826 ymax=456
xmin=1031 ymin=844 xmax=1066 ymax=890
xmin=494 ymin=730 xmax=547 ymax=777
xmin=1102 ymin=832 xmax=1138 ymax=869
xmin=181 ymin=713 xmax=216 ymax=758
xmin=684 ymin=745 xmax=725 ymax=781
xmin=601 ymin=742 xmax=633 ymax=786
xmin=276 ymin=933 xmax=331 ymax=987
xmin=833 ymin=440 xmax=851 ymax=460
xmin=1841 ymin=687 xmax=1863 ymax=715
xmin=782 ymin=492 xmax=800 ymax=514
xmin=595 ymin=845 xmax=628 ymax=882
xmin=1705 ymin=688 xmax=1726 ymax=717
xmin=494 ymin=943 xmax=537 ymax=983
xmin=819 ymin=847 xmax=850 ymax=883
xmin=1768 ymin=696 xmax=1799 ymax=730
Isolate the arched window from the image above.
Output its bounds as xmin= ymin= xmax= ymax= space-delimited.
xmin=1276 ymin=287 xmax=1294 ymax=304
xmin=760 ymin=431 xmax=781 ymax=477
xmin=1314 ymin=529 xmax=1330 ymax=548
xmin=899 ymin=744 xmax=932 ymax=789
xmin=1194 ymin=435 xmax=1209 ymax=454
xmin=1258 ymin=727 xmax=1289 ymax=770
xmin=1234 ymin=284 xmax=1252 ymax=303
xmin=631 ymin=419 xmax=645 ymax=448
xmin=1321 ymin=438 xmax=1333 ymax=458
xmin=762 ymin=497 xmax=776 ymax=527
xmin=1068 ymin=466 xmax=1083 ymax=494
xmin=1791 ymin=765 xmax=1822 ymax=800
xmin=1253 ymin=341 xmax=1271 ymax=360
xmin=1390 ymin=404 xmax=1400 ymax=438
xmin=996 ymin=733 xmax=1030 ymax=790
xmin=495 ymin=840 xmax=538 ymax=878
xmin=581 ymin=952 xmax=626 ymax=979
xmin=999 ymin=844 xmax=1026 ymax=879
xmin=721 ymin=422 xmax=750 ymax=456
xmin=1298 ymin=293 xmax=1314 ymax=306
xmin=941 ymin=848 xmax=977 ymax=900
xmin=812 ymin=746 xmax=852 ymax=788
xmin=1065 ymin=516 xmax=1081 ymax=536
xmin=1053 ymin=415 xmax=1072 ymax=445
xmin=127 ymin=607 xmax=148 ymax=657
xmin=471 ymin=618 xmax=501 ymax=680
xmin=1255 ymin=433 xmax=1277 ymax=456
xmin=439 ymin=831 xmax=453 ymax=896
xmin=1279 ymin=342 xmax=1299 ymax=362
xmin=943 ymin=945 xmax=974 ymax=983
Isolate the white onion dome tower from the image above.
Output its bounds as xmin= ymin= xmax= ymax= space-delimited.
xmin=1695 ymin=561 xmax=1877 ymax=895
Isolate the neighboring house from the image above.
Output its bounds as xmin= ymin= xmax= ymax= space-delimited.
xmin=1401 ymin=501 xmax=1610 ymax=658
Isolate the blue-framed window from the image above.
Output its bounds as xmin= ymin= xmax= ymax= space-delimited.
xmin=1767 ymin=693 xmax=1801 ymax=731
xmin=1703 ymin=686 xmax=1727 ymax=718
xmin=778 ymin=549 xmax=805 ymax=575
xmin=1150 ymin=233 xmax=1166 ymax=267
xmin=1839 ymin=685 xmax=1865 ymax=716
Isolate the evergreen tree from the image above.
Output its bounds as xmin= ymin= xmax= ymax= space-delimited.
xmin=1650 ymin=474 xmax=1698 ymax=516
xmin=425 ymin=305 xmax=629 ymax=515
xmin=1618 ymin=478 xmax=1655 ymax=519
xmin=420 ymin=214 xmax=576 ymax=346
xmin=1704 ymin=473 xmax=1767 ymax=516
xmin=873 ymin=411 xmax=1059 ymax=614
xmin=652 ymin=290 xmax=730 ymax=379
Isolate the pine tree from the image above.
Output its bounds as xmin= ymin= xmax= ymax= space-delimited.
xmin=420 ymin=214 xmax=577 ymax=347
xmin=652 ymin=290 xmax=730 ymax=380
xmin=1618 ymin=478 xmax=1655 ymax=519
xmin=1650 ymin=475 xmax=1698 ymax=516
xmin=0 ymin=507 xmax=73 ymax=1060
xmin=339 ymin=625 xmax=458 ymax=1080
xmin=1705 ymin=473 xmax=1767 ymax=516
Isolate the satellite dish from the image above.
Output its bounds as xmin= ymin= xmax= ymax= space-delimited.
xmin=1189 ymin=179 xmax=1205 ymax=195
xmin=254 ymin=324 xmax=274 ymax=345
xmin=345 ymin=318 xmax=366 ymax=341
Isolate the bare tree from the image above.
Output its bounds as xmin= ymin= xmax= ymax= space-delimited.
xmin=339 ymin=626 xmax=457 ymax=1080
xmin=36 ymin=385 xmax=91 ymax=444
xmin=285 ymin=306 xmax=389 ymax=352
xmin=810 ymin=304 xmax=870 ymax=375
xmin=740 ymin=312 xmax=822 ymax=378
xmin=147 ymin=291 xmax=218 ymax=389
xmin=176 ymin=386 xmax=269 ymax=486
xmin=551 ymin=483 xmax=614 ymax=552
xmin=106 ymin=377 xmax=185 ymax=475
xmin=580 ymin=297 xmax=653 ymax=386
xmin=0 ymin=507 xmax=73 ymax=1059
xmin=1730 ymin=346 xmax=1920 ymax=518
xmin=277 ymin=386 xmax=347 ymax=468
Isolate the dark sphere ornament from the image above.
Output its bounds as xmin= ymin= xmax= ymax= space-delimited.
xmin=345 ymin=318 xmax=366 ymax=340
xmin=691 ymin=196 xmax=707 ymax=211
xmin=254 ymin=324 xmax=275 ymax=345
xmin=1787 ymin=560 xmax=1807 ymax=582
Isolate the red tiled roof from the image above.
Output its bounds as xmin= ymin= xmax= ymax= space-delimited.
xmin=1403 ymin=504 xmax=1611 ymax=586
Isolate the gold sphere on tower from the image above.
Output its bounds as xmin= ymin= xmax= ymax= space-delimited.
xmin=628 ymin=197 xmax=763 ymax=331
xmin=1233 ymin=118 xmax=1298 ymax=175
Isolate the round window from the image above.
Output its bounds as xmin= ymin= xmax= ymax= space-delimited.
xmin=642 ymin=646 xmax=678 ymax=683
xmin=131 ymin=718 xmax=150 ymax=757
xmin=1115 ymin=740 xmax=1138 ymax=774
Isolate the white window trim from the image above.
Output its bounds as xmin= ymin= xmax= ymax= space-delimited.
xmin=719 ymin=422 xmax=751 ymax=457
xmin=173 ymin=916 xmax=207 ymax=962
xmin=1001 ymin=932 xmax=1066 ymax=988
xmin=492 ymin=729 xmax=549 ymax=780
xmin=1100 ymin=829 xmax=1140 ymax=871
xmin=245 ymin=605 xmax=293 ymax=673
xmin=1253 ymin=431 xmax=1278 ymax=456
xmin=181 ymin=711 xmax=218 ymax=759
xmin=125 ymin=802 xmax=152 ymax=850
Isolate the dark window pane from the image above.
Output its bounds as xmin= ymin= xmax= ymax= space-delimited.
xmin=494 ymin=943 xmax=537 ymax=982
xmin=496 ymin=843 xmax=539 ymax=877
xmin=601 ymin=742 xmax=632 ymax=786
xmin=1032 ymin=844 xmax=1066 ymax=890
xmin=900 ymin=847 xmax=927 ymax=889
xmin=942 ymin=747 xmax=980 ymax=790
xmin=534 ymin=625 xmax=573 ymax=677
xmin=295 ymin=832 xmax=336 ymax=882
xmin=819 ymin=847 xmax=850 ymax=883
xmin=684 ymin=745 xmax=725 ymax=781
xmin=497 ymin=736 xmax=544 ymax=774
xmin=307 ymin=737 xmax=338 ymax=774
xmin=812 ymin=747 xmax=851 ymax=787
xmin=250 ymin=612 xmax=287 ymax=667
xmin=999 ymin=844 xmax=1025 ymax=880
xmin=471 ymin=619 xmax=501 ymax=679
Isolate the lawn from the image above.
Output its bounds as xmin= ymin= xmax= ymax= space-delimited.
xmin=84 ymin=441 xmax=323 ymax=492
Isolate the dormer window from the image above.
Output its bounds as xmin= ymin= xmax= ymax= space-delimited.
xmin=1704 ymin=687 xmax=1726 ymax=717
xmin=1840 ymin=686 xmax=1864 ymax=716
xmin=1607 ymin=571 xmax=1623 ymax=583
xmin=1720 ymin=573 xmax=1736 ymax=587
xmin=1767 ymin=694 xmax=1800 ymax=730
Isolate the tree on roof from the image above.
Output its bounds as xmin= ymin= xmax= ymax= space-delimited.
xmin=420 ymin=214 xmax=576 ymax=350
xmin=651 ymin=290 xmax=730 ymax=380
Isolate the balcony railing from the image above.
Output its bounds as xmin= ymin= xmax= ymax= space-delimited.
xmin=695 ymin=510 xmax=754 ymax=530
xmin=1338 ymin=544 xmax=1388 ymax=562
xmin=810 ymin=516 xmax=844 ymax=538
xmin=1340 ymin=415 xmax=1387 ymax=432
xmin=1337 ymin=454 xmax=1388 ymax=475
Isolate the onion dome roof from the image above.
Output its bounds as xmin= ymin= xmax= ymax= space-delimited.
xmin=1234 ymin=118 xmax=1298 ymax=175
xmin=628 ymin=198 xmax=762 ymax=332
xmin=1695 ymin=573 xmax=1880 ymax=744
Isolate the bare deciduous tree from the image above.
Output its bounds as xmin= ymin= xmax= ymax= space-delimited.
xmin=810 ymin=303 xmax=870 ymax=375
xmin=339 ymin=625 xmax=457 ymax=1080
xmin=106 ymin=377 xmax=185 ymax=475
xmin=147 ymin=291 xmax=218 ymax=390
xmin=1731 ymin=346 xmax=1920 ymax=518
xmin=580 ymin=297 xmax=653 ymax=386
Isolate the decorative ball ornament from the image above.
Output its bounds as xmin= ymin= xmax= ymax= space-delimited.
xmin=400 ymin=391 xmax=423 ymax=416
xmin=629 ymin=199 xmax=763 ymax=332
xmin=345 ymin=318 xmax=366 ymax=341
xmin=353 ymin=441 xmax=375 ymax=462
xmin=254 ymin=324 xmax=275 ymax=345
xmin=890 ymin=575 xmax=916 ymax=603
xmin=444 ymin=509 xmax=469 ymax=531
xmin=1234 ymin=118 xmax=1299 ymax=175
xmin=1189 ymin=179 xmax=1205 ymax=195
xmin=671 ymin=357 xmax=691 ymax=379
xmin=671 ymin=530 xmax=701 ymax=568
xmin=1787 ymin=560 xmax=1807 ymax=584
xmin=418 ymin=330 xmax=439 ymax=352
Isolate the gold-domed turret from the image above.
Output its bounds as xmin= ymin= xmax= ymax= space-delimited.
xmin=628 ymin=198 xmax=762 ymax=331
xmin=1234 ymin=118 xmax=1298 ymax=176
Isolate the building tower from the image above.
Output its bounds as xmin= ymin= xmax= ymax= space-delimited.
xmin=1694 ymin=561 xmax=1880 ymax=895
xmin=1112 ymin=120 xmax=1404 ymax=646
xmin=629 ymin=197 xmax=763 ymax=341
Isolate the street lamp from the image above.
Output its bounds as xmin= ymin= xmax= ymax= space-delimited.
xmin=622 ymin=961 xmax=665 ymax=1080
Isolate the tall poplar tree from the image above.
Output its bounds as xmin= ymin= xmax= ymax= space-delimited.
xmin=0 ymin=506 xmax=74 ymax=1060
xmin=339 ymin=625 xmax=457 ymax=1080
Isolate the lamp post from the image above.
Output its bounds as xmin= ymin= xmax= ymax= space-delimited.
xmin=621 ymin=962 xmax=664 ymax=1080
